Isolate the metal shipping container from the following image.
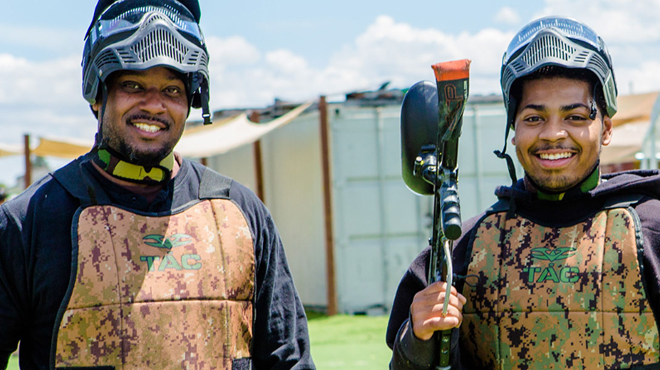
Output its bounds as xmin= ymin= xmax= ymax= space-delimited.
xmin=205 ymin=96 xmax=521 ymax=314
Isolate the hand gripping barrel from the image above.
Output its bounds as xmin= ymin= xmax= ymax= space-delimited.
xmin=400 ymin=59 xmax=471 ymax=369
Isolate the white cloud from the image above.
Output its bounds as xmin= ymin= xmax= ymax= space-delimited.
xmin=535 ymin=0 xmax=660 ymax=43
xmin=204 ymin=15 xmax=512 ymax=110
xmin=266 ymin=49 xmax=309 ymax=75
xmin=528 ymin=0 xmax=660 ymax=94
xmin=327 ymin=16 xmax=511 ymax=95
xmin=0 ymin=54 xmax=81 ymax=107
xmin=494 ymin=7 xmax=521 ymax=25
xmin=0 ymin=53 xmax=94 ymax=147
xmin=206 ymin=35 xmax=261 ymax=66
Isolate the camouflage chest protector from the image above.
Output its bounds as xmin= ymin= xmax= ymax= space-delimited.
xmin=50 ymin=159 xmax=254 ymax=369
xmin=460 ymin=195 xmax=660 ymax=370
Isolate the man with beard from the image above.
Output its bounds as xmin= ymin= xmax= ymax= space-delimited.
xmin=0 ymin=1 xmax=315 ymax=369
xmin=387 ymin=16 xmax=660 ymax=369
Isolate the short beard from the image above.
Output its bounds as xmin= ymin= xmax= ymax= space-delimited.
xmin=115 ymin=139 xmax=172 ymax=167
xmin=99 ymin=114 xmax=176 ymax=168
xmin=527 ymin=172 xmax=577 ymax=193
xmin=527 ymin=156 xmax=600 ymax=194
xmin=522 ymin=141 xmax=602 ymax=193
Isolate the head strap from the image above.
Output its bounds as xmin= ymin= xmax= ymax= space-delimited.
xmin=589 ymin=82 xmax=599 ymax=120
xmin=495 ymin=92 xmax=518 ymax=187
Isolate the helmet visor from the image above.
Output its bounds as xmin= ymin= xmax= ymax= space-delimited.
xmin=503 ymin=16 xmax=602 ymax=64
xmin=87 ymin=0 xmax=203 ymax=47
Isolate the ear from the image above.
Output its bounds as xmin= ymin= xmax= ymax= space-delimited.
xmin=601 ymin=115 xmax=613 ymax=146
xmin=511 ymin=135 xmax=516 ymax=146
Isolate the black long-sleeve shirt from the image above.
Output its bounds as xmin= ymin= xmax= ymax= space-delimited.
xmin=387 ymin=170 xmax=660 ymax=369
xmin=0 ymin=154 xmax=315 ymax=369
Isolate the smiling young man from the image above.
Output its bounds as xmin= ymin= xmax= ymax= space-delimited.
xmin=388 ymin=16 xmax=660 ymax=369
xmin=0 ymin=1 xmax=315 ymax=369
xmin=513 ymin=69 xmax=613 ymax=197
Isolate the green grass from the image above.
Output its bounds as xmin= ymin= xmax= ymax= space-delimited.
xmin=307 ymin=312 xmax=392 ymax=369
xmin=6 ymin=313 xmax=392 ymax=370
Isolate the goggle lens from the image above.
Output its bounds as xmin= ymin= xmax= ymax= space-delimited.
xmin=504 ymin=17 xmax=601 ymax=64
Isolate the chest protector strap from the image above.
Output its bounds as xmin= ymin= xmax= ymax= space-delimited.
xmin=51 ymin=161 xmax=254 ymax=369
xmin=461 ymin=194 xmax=660 ymax=369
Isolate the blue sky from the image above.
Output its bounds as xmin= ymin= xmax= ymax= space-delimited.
xmin=1 ymin=0 xmax=536 ymax=62
xmin=1 ymin=0 xmax=659 ymax=186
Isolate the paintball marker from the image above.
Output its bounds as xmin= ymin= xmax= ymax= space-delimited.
xmin=400 ymin=59 xmax=471 ymax=369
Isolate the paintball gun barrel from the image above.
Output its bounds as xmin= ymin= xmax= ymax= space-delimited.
xmin=400 ymin=59 xmax=471 ymax=369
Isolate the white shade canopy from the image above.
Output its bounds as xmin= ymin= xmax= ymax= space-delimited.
xmin=175 ymin=101 xmax=312 ymax=158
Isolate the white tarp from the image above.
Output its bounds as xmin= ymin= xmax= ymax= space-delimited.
xmin=175 ymin=101 xmax=312 ymax=158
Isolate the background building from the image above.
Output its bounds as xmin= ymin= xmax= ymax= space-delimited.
xmin=202 ymin=89 xmax=518 ymax=314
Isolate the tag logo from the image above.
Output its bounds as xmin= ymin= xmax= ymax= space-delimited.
xmin=523 ymin=247 xmax=579 ymax=284
xmin=140 ymin=233 xmax=201 ymax=271
xmin=142 ymin=234 xmax=193 ymax=250
xmin=530 ymin=247 xmax=576 ymax=262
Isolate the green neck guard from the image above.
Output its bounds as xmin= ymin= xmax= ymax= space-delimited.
xmin=533 ymin=166 xmax=600 ymax=201
xmin=93 ymin=148 xmax=174 ymax=185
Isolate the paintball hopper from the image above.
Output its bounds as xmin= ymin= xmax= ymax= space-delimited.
xmin=400 ymin=80 xmax=439 ymax=196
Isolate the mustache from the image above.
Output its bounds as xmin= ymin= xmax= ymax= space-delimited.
xmin=126 ymin=114 xmax=172 ymax=128
xmin=530 ymin=144 xmax=577 ymax=154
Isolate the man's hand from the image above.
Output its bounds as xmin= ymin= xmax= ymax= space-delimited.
xmin=410 ymin=281 xmax=467 ymax=341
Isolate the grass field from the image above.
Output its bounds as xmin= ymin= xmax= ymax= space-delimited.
xmin=6 ymin=313 xmax=392 ymax=370
xmin=308 ymin=312 xmax=391 ymax=369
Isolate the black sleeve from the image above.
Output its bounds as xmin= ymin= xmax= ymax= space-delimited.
xmin=0 ymin=176 xmax=78 ymax=370
xmin=0 ymin=203 xmax=24 ymax=366
xmin=386 ymin=247 xmax=437 ymax=369
xmin=229 ymin=181 xmax=315 ymax=370
xmin=633 ymin=197 xmax=660 ymax=324
xmin=387 ymin=248 xmax=455 ymax=369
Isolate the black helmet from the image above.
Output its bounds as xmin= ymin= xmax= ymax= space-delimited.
xmin=494 ymin=16 xmax=617 ymax=185
xmin=501 ymin=16 xmax=617 ymax=126
xmin=82 ymin=0 xmax=211 ymax=124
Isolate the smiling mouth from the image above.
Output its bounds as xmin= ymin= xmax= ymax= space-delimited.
xmin=132 ymin=122 xmax=163 ymax=133
xmin=538 ymin=152 xmax=575 ymax=160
